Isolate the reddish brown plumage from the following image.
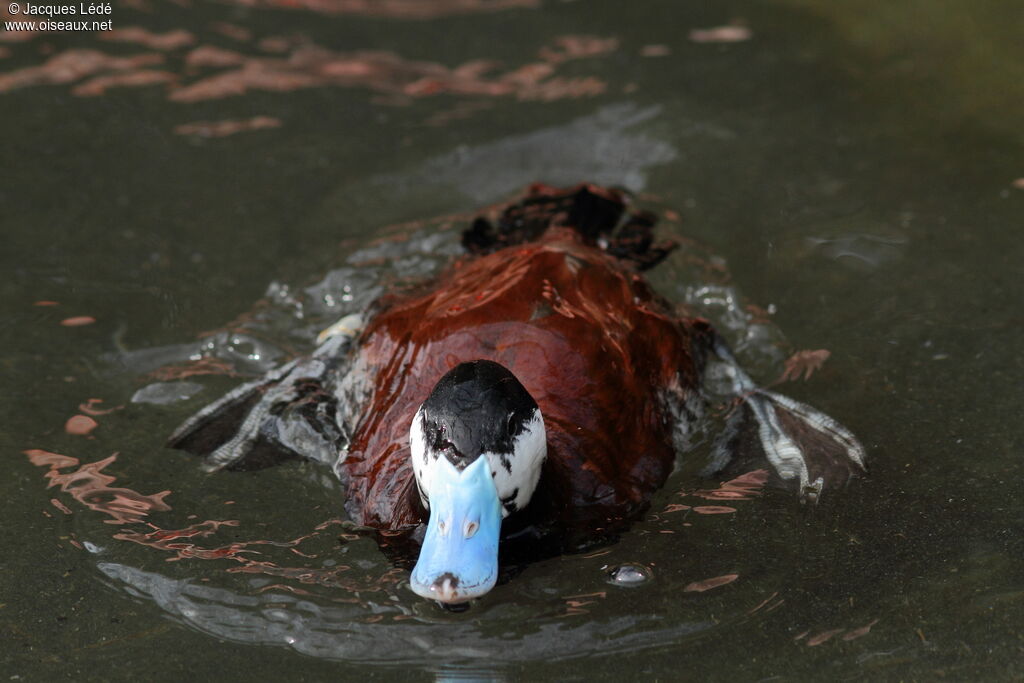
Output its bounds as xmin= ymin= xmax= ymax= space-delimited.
xmin=341 ymin=225 xmax=708 ymax=530
xmin=168 ymin=184 xmax=866 ymax=553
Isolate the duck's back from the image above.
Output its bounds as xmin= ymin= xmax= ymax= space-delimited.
xmin=340 ymin=227 xmax=708 ymax=530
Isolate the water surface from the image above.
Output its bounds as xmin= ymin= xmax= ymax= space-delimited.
xmin=2 ymin=0 xmax=1021 ymax=679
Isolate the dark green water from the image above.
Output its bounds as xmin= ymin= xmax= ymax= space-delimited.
xmin=2 ymin=0 xmax=1021 ymax=680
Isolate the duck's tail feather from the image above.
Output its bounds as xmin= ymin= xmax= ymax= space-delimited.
xmin=707 ymin=335 xmax=866 ymax=502
xmin=167 ymin=333 xmax=352 ymax=472
xmin=462 ymin=183 xmax=677 ymax=270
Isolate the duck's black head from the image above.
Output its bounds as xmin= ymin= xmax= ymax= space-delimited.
xmin=408 ymin=360 xmax=547 ymax=604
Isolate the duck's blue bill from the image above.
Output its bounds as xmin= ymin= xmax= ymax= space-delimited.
xmin=410 ymin=456 xmax=502 ymax=604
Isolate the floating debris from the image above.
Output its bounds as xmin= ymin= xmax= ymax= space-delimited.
xmin=212 ymin=0 xmax=540 ymax=18
xmin=65 ymin=415 xmax=99 ymax=435
xmin=684 ymin=573 xmax=738 ymax=592
xmin=174 ymin=116 xmax=282 ymax=138
xmin=25 ymin=451 xmax=172 ymax=524
xmin=692 ymin=505 xmax=737 ymax=514
xmin=73 ymin=70 xmax=176 ymax=97
xmin=842 ymin=619 xmax=880 ymax=641
xmin=539 ymin=35 xmax=618 ymax=64
xmin=806 ymin=628 xmax=846 ymax=646
xmin=184 ymin=46 xmax=246 ymax=68
xmin=779 ymin=349 xmax=831 ymax=383
xmin=100 ymin=27 xmax=195 ymax=51
xmin=0 ymin=50 xmax=164 ymax=94
xmin=78 ymin=398 xmax=123 ymax=416
xmin=690 ymin=470 xmax=767 ymax=502
xmin=640 ymin=44 xmax=672 ymax=57
xmin=60 ymin=316 xmax=96 ymax=327
xmin=689 ymin=25 xmax=752 ymax=44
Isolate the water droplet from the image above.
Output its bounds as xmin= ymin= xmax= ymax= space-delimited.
xmin=606 ymin=563 xmax=651 ymax=587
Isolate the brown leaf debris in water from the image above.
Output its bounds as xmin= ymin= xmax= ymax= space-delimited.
xmin=65 ymin=415 xmax=99 ymax=435
xmin=684 ymin=573 xmax=739 ymax=592
xmin=78 ymin=398 xmax=124 ymax=416
xmin=689 ymin=25 xmax=752 ymax=44
xmin=842 ymin=619 xmax=879 ymax=641
xmin=24 ymin=450 xmax=172 ymax=524
xmin=72 ymin=69 xmax=177 ymax=96
xmin=538 ymin=35 xmax=618 ymax=64
xmin=0 ymin=49 xmax=163 ymax=93
xmin=210 ymin=22 xmax=253 ymax=42
xmin=100 ymin=27 xmax=196 ymax=51
xmin=148 ymin=356 xmax=240 ymax=381
xmin=60 ymin=315 xmax=97 ymax=326
xmin=174 ymin=115 xmax=282 ymax=138
xmin=0 ymin=31 xmax=615 ymax=131
xmin=213 ymin=0 xmax=540 ymax=19
xmin=779 ymin=349 xmax=831 ymax=383
xmin=691 ymin=469 xmax=768 ymax=501
xmin=692 ymin=505 xmax=737 ymax=515
xmin=640 ymin=44 xmax=671 ymax=57
xmin=806 ymin=628 xmax=846 ymax=646
xmin=185 ymin=45 xmax=247 ymax=68
xmin=169 ymin=43 xmax=609 ymax=103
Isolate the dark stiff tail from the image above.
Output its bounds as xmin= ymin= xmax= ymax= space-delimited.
xmin=462 ymin=183 xmax=678 ymax=271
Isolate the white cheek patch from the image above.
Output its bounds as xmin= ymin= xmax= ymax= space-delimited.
xmin=409 ymin=407 xmax=432 ymax=508
xmin=410 ymin=406 xmax=547 ymax=517
xmin=485 ymin=409 xmax=546 ymax=517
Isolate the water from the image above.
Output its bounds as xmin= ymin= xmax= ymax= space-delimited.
xmin=2 ymin=0 xmax=1022 ymax=679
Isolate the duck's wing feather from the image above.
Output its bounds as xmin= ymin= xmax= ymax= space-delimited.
xmin=167 ymin=332 xmax=353 ymax=472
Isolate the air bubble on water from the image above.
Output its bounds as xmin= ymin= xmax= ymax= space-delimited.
xmin=606 ymin=563 xmax=652 ymax=587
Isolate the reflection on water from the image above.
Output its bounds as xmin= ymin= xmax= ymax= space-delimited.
xmin=96 ymin=561 xmax=713 ymax=663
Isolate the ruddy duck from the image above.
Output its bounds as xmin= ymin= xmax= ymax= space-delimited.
xmin=169 ymin=183 xmax=865 ymax=605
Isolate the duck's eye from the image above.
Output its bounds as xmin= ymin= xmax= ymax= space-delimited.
xmin=464 ymin=521 xmax=479 ymax=539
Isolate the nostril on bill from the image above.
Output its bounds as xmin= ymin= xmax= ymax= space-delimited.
xmin=431 ymin=572 xmax=461 ymax=603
